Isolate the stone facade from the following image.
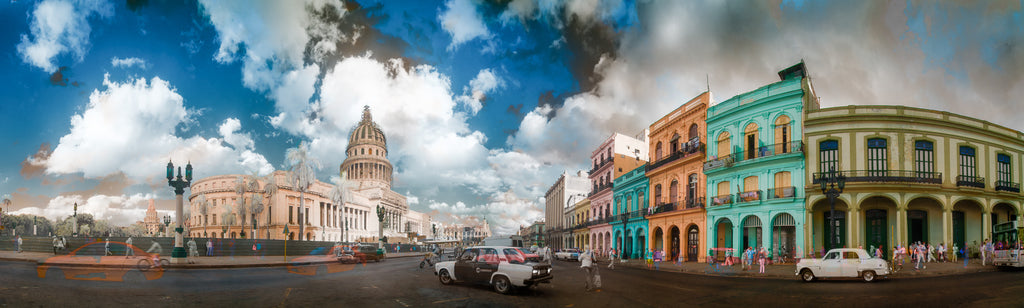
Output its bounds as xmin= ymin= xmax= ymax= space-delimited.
xmin=588 ymin=132 xmax=647 ymax=256
xmin=545 ymin=171 xmax=590 ymax=250
xmin=612 ymin=164 xmax=649 ymax=260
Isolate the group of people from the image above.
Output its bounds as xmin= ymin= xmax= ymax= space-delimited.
xmin=741 ymin=247 xmax=770 ymax=273
xmin=887 ymin=240 xmax=1008 ymax=269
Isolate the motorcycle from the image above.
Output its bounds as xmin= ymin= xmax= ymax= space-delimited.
xmin=419 ymin=252 xmax=438 ymax=269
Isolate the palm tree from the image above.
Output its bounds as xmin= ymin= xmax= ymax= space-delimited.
xmin=235 ymin=175 xmax=248 ymax=238
xmin=246 ymin=171 xmax=263 ymax=239
xmin=262 ymin=172 xmax=279 ymax=239
xmin=223 ymin=205 xmax=236 ymax=238
xmin=328 ymin=174 xmax=348 ymax=243
xmin=286 ymin=141 xmax=321 ymax=241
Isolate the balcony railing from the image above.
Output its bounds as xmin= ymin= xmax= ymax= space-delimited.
xmin=711 ymin=194 xmax=733 ymax=206
xmin=653 ymin=202 xmax=676 ymax=214
xmin=736 ymin=190 xmax=762 ymax=203
xmin=685 ymin=197 xmax=705 ymax=209
xmin=588 ymin=182 xmax=613 ymax=197
xmin=766 ymin=187 xmax=796 ymax=199
xmin=811 ymin=170 xmax=942 ymax=185
xmin=588 ymin=158 xmax=613 ymax=174
xmin=995 ymin=180 xmax=1021 ymax=193
xmin=956 ymin=175 xmax=986 ymax=189
xmin=647 ymin=142 xmax=705 ymax=172
xmin=704 ymin=141 xmax=804 ymax=171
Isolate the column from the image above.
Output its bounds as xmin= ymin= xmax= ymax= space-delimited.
xmin=805 ymin=210 xmax=814 ymax=257
xmin=849 ymin=206 xmax=859 ymax=248
xmin=943 ymin=209 xmax=951 ymax=247
xmin=897 ymin=207 xmax=906 ymax=246
xmin=983 ymin=210 xmax=992 ymax=242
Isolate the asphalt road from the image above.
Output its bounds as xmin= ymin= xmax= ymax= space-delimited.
xmin=0 ymin=257 xmax=1023 ymax=307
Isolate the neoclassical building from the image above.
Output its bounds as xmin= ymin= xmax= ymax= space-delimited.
xmin=144 ymin=199 xmax=161 ymax=236
xmin=544 ymin=171 xmax=590 ymax=250
xmin=704 ymin=62 xmax=814 ymax=260
xmin=645 ymin=92 xmax=709 ymax=262
xmin=804 ymin=105 xmax=1024 ymax=257
xmin=612 ymin=164 xmax=649 ymax=260
xmin=588 ymin=132 xmax=647 ymax=256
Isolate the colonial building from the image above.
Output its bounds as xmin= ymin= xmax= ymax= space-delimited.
xmin=544 ymin=171 xmax=590 ymax=250
xmin=588 ymin=132 xmax=647 ymax=256
xmin=804 ymin=104 xmax=1024 ymax=257
xmin=144 ymin=199 xmax=161 ymax=236
xmin=568 ymin=195 xmax=591 ymax=250
xmin=645 ymin=92 xmax=710 ymax=262
xmin=612 ymin=164 xmax=649 ymax=260
xmin=704 ymin=62 xmax=815 ymax=261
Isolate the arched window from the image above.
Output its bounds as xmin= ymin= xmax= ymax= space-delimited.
xmin=671 ymin=133 xmax=680 ymax=154
xmin=714 ymin=181 xmax=731 ymax=205
xmin=744 ymin=123 xmax=759 ymax=159
xmin=774 ymin=115 xmax=791 ymax=153
xmin=867 ymin=138 xmax=888 ymax=176
xmin=654 ymin=184 xmax=663 ymax=205
xmin=655 ymin=142 xmax=663 ymax=161
xmin=773 ymin=171 xmax=792 ymax=198
xmin=687 ymin=173 xmax=698 ymax=205
xmin=669 ymin=179 xmax=679 ymax=205
xmin=638 ymin=191 xmax=645 ymax=210
xmin=688 ymin=124 xmax=699 ymax=142
xmin=716 ymin=132 xmax=731 ymax=158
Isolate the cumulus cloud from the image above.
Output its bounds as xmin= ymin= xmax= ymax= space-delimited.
xmin=457 ymin=68 xmax=505 ymax=115
xmin=17 ymin=0 xmax=114 ymax=73
xmin=14 ymin=193 xmax=170 ymax=227
xmin=439 ymin=0 xmax=491 ymax=50
xmin=428 ymin=190 xmax=543 ymax=235
xmin=111 ymin=56 xmax=147 ymax=69
xmin=28 ymin=74 xmax=274 ymax=182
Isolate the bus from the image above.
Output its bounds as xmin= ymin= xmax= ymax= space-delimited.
xmin=992 ymin=221 xmax=1024 ymax=267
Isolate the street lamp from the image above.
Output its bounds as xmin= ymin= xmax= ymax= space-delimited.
xmin=163 ymin=215 xmax=171 ymax=237
xmin=376 ymin=204 xmax=385 ymax=247
xmin=166 ymin=160 xmax=193 ymax=264
xmin=819 ymin=166 xmax=846 ymax=250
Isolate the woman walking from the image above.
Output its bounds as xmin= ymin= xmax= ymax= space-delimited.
xmin=758 ymin=247 xmax=767 ymax=274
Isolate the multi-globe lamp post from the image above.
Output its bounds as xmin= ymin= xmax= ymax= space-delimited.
xmin=819 ymin=167 xmax=846 ymax=251
xmin=166 ymin=160 xmax=192 ymax=264
xmin=376 ymin=204 xmax=386 ymax=246
xmin=163 ymin=215 xmax=171 ymax=237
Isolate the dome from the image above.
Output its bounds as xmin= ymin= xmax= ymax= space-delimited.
xmin=348 ymin=106 xmax=387 ymax=150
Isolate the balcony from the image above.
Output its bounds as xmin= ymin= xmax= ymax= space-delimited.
xmin=704 ymin=141 xmax=803 ymax=171
xmin=956 ymin=175 xmax=986 ymax=189
xmin=685 ymin=197 xmax=705 ymax=209
xmin=588 ymin=182 xmax=613 ymax=197
xmin=588 ymin=158 xmax=613 ymax=174
xmin=995 ymin=180 xmax=1021 ymax=193
xmin=653 ymin=202 xmax=677 ymax=214
xmin=736 ymin=190 xmax=762 ymax=203
xmin=647 ymin=142 xmax=705 ymax=172
xmin=766 ymin=187 xmax=796 ymax=199
xmin=811 ymin=170 xmax=942 ymax=185
xmin=711 ymin=194 xmax=733 ymax=206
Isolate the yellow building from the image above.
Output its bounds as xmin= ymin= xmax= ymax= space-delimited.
xmin=567 ymin=195 xmax=591 ymax=250
xmin=804 ymin=105 xmax=1024 ymax=257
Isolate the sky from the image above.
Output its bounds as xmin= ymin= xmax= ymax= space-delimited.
xmin=1 ymin=0 xmax=1023 ymax=236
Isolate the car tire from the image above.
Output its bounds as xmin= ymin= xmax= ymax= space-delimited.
xmin=862 ymin=270 xmax=875 ymax=282
xmin=438 ymin=269 xmax=454 ymax=285
xmin=800 ymin=269 xmax=815 ymax=282
xmin=493 ymin=275 xmax=513 ymax=295
xmin=159 ymin=259 xmax=170 ymax=268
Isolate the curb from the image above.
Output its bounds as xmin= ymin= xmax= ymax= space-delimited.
xmin=601 ymin=260 xmax=1000 ymax=280
xmin=5 ymin=253 xmax=427 ymax=270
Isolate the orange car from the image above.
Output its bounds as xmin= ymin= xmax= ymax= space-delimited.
xmin=37 ymin=241 xmax=166 ymax=282
xmin=286 ymin=245 xmax=358 ymax=276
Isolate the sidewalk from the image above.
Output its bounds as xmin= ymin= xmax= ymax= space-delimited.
xmin=0 ymin=250 xmax=426 ymax=269
xmin=603 ymin=258 xmax=999 ymax=279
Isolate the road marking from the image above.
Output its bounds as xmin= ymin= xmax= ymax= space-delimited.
xmin=432 ymin=297 xmax=469 ymax=304
xmin=278 ymin=288 xmax=292 ymax=308
xmin=565 ymin=304 xmax=575 ymax=307
xmin=395 ymin=299 xmax=410 ymax=307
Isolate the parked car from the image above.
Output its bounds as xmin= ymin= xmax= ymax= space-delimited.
xmin=353 ymin=244 xmax=385 ymax=263
xmin=796 ymin=248 xmax=890 ymax=282
xmin=554 ymin=249 xmax=580 ymax=261
xmin=286 ymin=245 xmax=357 ymax=276
xmin=338 ymin=246 xmax=357 ymax=264
xmin=434 ymin=246 xmax=552 ymax=295
xmin=37 ymin=241 xmax=166 ymax=282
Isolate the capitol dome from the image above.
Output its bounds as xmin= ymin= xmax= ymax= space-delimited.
xmin=341 ymin=106 xmax=393 ymax=190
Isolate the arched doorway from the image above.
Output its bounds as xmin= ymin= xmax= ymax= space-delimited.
xmin=860 ymin=196 xmax=895 ymax=259
xmin=772 ymin=213 xmax=795 ymax=261
xmin=813 ymin=198 xmax=849 ymax=252
xmin=653 ymin=227 xmax=664 ymax=255
xmin=907 ymin=197 xmax=943 ymax=246
xmin=231 ymin=232 xmax=237 ymax=239
xmin=993 ymin=203 xmax=1018 ymax=225
xmin=670 ymin=226 xmax=680 ymax=261
xmin=953 ymin=199 xmax=985 ymax=251
xmin=742 ymin=215 xmax=762 ymax=250
xmin=715 ymin=218 xmax=733 ymax=262
xmin=636 ymin=228 xmax=646 ymax=258
xmin=687 ymin=225 xmax=699 ymax=262
xmin=625 ymin=229 xmax=633 ymax=259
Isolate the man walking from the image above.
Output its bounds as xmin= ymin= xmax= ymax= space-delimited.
xmin=16 ymin=235 xmax=22 ymax=253
xmin=981 ymin=239 xmax=988 ymax=266
xmin=187 ymin=238 xmax=198 ymax=264
xmin=206 ymin=238 xmax=214 ymax=256
xmin=52 ymin=236 xmax=58 ymax=254
xmin=125 ymin=236 xmax=134 ymax=258
xmin=607 ymin=248 xmax=616 ymax=269
xmin=104 ymin=238 xmax=111 ymax=256
xmin=580 ymin=247 xmax=597 ymax=292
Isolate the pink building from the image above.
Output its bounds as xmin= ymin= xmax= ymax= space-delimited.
xmin=588 ymin=132 xmax=648 ymax=255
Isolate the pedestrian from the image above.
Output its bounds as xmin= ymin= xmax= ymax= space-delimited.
xmin=607 ymin=248 xmax=616 ymax=269
xmin=16 ymin=236 xmax=23 ymax=253
xmin=206 ymin=238 xmax=214 ymax=256
xmin=52 ymin=236 xmax=58 ymax=254
xmin=187 ymin=238 xmax=198 ymax=264
xmin=951 ymin=243 xmax=958 ymax=262
xmin=653 ymin=249 xmax=662 ymax=270
xmin=758 ymin=247 xmax=767 ymax=274
xmin=645 ymin=249 xmax=653 ymax=269
xmin=980 ymin=239 xmax=988 ymax=266
xmin=580 ymin=248 xmax=598 ymax=291
xmin=927 ymin=243 xmax=936 ymax=262
xmin=962 ymin=245 xmax=968 ymax=268
xmin=105 ymin=238 xmax=111 ymax=256
xmin=543 ymin=246 xmax=553 ymax=264
xmin=125 ymin=236 xmax=134 ymax=258
xmin=937 ymin=243 xmax=945 ymax=262
xmin=740 ymin=247 xmax=748 ymax=271
xmin=874 ymin=246 xmax=883 ymax=259
xmin=58 ymin=236 xmax=66 ymax=254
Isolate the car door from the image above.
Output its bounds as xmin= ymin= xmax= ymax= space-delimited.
xmin=474 ymin=248 xmax=501 ymax=282
xmin=821 ymin=251 xmax=842 ymax=277
xmin=454 ymin=249 xmax=478 ymax=281
xmin=840 ymin=251 xmax=860 ymax=277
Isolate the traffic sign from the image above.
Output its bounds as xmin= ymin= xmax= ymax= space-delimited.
xmin=283 ymin=225 xmax=290 ymax=235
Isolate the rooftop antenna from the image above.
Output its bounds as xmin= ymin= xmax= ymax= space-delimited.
xmin=706 ymin=74 xmax=710 ymax=93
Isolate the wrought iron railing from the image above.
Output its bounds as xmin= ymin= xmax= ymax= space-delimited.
xmin=711 ymin=194 xmax=732 ymax=206
xmin=704 ymin=141 xmax=803 ymax=171
xmin=685 ymin=197 xmax=705 ymax=209
xmin=647 ymin=142 xmax=704 ymax=172
xmin=588 ymin=158 xmax=613 ymax=174
xmin=956 ymin=175 xmax=985 ymax=188
xmin=766 ymin=187 xmax=796 ymax=199
xmin=653 ymin=202 xmax=676 ymax=214
xmin=811 ymin=170 xmax=942 ymax=185
xmin=995 ymin=180 xmax=1020 ymax=193
xmin=588 ymin=183 xmax=613 ymax=197
xmin=736 ymin=190 xmax=762 ymax=203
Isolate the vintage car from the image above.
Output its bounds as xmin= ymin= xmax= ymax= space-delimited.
xmin=37 ymin=241 xmax=166 ymax=282
xmin=434 ymin=246 xmax=552 ymax=295
xmin=286 ymin=245 xmax=358 ymax=276
xmin=796 ymin=248 xmax=890 ymax=282
xmin=554 ymin=249 xmax=580 ymax=261
xmin=353 ymin=244 xmax=385 ymax=263
xmin=337 ymin=246 xmax=357 ymax=264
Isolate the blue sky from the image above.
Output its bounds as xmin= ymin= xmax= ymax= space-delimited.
xmin=1 ymin=0 xmax=1023 ymax=235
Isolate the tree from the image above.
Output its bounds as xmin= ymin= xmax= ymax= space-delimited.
xmin=247 ymin=171 xmax=263 ymax=239
xmin=196 ymin=194 xmax=208 ymax=237
xmin=222 ymin=204 xmax=236 ymax=238
xmin=235 ymin=175 xmax=248 ymax=238
xmin=286 ymin=141 xmax=321 ymax=241
xmin=328 ymin=172 xmax=353 ymax=242
xmin=261 ymin=172 xmax=278 ymax=239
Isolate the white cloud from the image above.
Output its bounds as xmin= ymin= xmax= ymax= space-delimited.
xmin=17 ymin=0 xmax=114 ymax=73
xmin=14 ymin=193 xmax=164 ymax=227
xmin=427 ymin=190 xmax=543 ymax=235
xmin=457 ymin=68 xmax=504 ymax=115
xmin=439 ymin=0 xmax=491 ymax=51
xmin=111 ymin=56 xmax=147 ymax=69
xmin=34 ymin=74 xmax=274 ymax=181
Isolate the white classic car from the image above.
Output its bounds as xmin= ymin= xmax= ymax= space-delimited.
xmin=434 ymin=246 xmax=552 ymax=294
xmin=796 ymin=248 xmax=889 ymax=282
